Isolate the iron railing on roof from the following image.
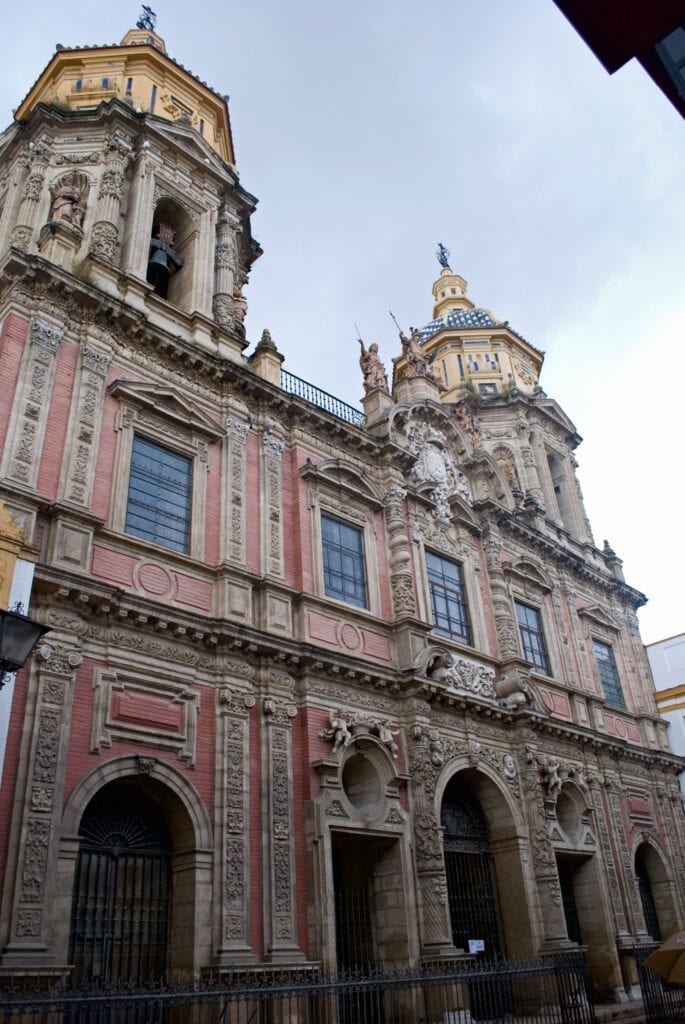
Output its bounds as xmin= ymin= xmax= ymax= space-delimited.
xmin=280 ymin=369 xmax=366 ymax=429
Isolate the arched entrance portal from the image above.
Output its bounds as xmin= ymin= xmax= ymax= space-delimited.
xmin=69 ymin=781 xmax=171 ymax=985
xmin=441 ymin=775 xmax=502 ymax=957
xmin=634 ymin=841 xmax=679 ymax=942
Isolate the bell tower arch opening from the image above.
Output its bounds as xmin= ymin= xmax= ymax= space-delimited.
xmin=147 ymin=197 xmax=195 ymax=308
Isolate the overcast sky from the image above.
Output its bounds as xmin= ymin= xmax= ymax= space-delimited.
xmin=3 ymin=1 xmax=684 ymax=645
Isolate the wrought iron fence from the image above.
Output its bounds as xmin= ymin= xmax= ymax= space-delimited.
xmin=280 ymin=369 xmax=366 ymax=429
xmin=637 ymin=943 xmax=685 ymax=1024
xmin=0 ymin=952 xmax=596 ymax=1024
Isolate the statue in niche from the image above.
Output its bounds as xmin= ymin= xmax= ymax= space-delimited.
xmin=49 ymin=173 xmax=88 ymax=229
xmin=147 ymin=222 xmax=184 ymax=299
xmin=377 ymin=720 xmax=399 ymax=759
xmin=358 ymin=338 xmax=389 ymax=394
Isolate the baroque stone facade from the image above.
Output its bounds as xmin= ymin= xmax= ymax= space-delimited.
xmin=0 ymin=18 xmax=682 ymax=1010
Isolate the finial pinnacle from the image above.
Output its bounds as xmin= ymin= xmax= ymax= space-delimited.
xmin=436 ymin=242 xmax=451 ymax=270
xmin=136 ymin=5 xmax=157 ymax=31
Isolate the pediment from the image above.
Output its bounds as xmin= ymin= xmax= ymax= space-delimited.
xmin=576 ymin=604 xmax=620 ymax=632
xmin=300 ymin=458 xmax=383 ymax=508
xmin=108 ymin=380 xmax=224 ymax=440
xmin=504 ymin=557 xmax=553 ymax=592
xmin=147 ymin=116 xmax=230 ymax=176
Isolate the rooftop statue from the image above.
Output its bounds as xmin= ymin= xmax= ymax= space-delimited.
xmin=358 ymin=337 xmax=389 ymax=394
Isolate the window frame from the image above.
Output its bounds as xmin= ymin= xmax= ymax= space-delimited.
xmin=320 ymin=512 xmax=368 ymax=610
xmin=125 ymin=434 xmax=193 ymax=554
xmin=426 ymin=549 xmax=472 ymax=645
xmin=592 ymin=638 xmax=626 ymax=710
xmin=108 ymin=382 xmax=223 ymax=561
xmin=515 ymin=599 xmax=552 ymax=677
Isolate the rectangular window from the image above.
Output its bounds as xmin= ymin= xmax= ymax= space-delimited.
xmin=321 ymin=513 xmax=367 ymax=608
xmin=125 ymin=435 xmax=192 ymax=553
xmin=515 ymin=601 xmax=551 ymax=675
xmin=126 ymin=77 xmax=133 ymax=96
xmin=593 ymin=640 xmax=625 ymax=708
xmin=75 ymin=79 xmax=82 ymax=91
xmin=150 ymin=84 xmax=157 ymax=112
xmin=427 ymin=551 xmax=471 ymax=644
xmin=199 ymin=118 xmax=205 ymax=136
xmin=101 ymin=77 xmax=109 ymax=88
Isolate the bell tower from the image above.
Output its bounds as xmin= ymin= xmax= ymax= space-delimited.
xmin=1 ymin=13 xmax=260 ymax=360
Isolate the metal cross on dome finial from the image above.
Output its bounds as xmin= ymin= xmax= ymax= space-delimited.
xmin=436 ymin=242 xmax=451 ymax=269
xmin=136 ymin=5 xmax=157 ymax=31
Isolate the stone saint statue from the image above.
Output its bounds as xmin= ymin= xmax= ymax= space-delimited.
xmin=49 ymin=180 xmax=86 ymax=229
xmin=358 ymin=338 xmax=388 ymax=393
xmin=398 ymin=327 xmax=445 ymax=389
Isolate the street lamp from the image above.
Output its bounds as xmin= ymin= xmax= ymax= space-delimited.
xmin=0 ymin=604 xmax=51 ymax=689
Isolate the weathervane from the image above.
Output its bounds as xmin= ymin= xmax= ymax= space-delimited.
xmin=136 ymin=5 xmax=157 ymax=31
xmin=436 ymin=242 xmax=451 ymax=269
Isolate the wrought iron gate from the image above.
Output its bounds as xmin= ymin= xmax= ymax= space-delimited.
xmin=441 ymin=784 xmax=502 ymax=958
xmin=69 ymin=784 xmax=171 ymax=989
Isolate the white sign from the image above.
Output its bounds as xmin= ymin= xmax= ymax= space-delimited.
xmin=468 ymin=939 xmax=485 ymax=954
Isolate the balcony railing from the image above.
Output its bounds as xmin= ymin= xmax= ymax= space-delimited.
xmin=280 ymin=369 xmax=366 ymax=429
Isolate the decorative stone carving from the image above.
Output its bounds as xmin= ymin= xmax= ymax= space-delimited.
xmin=383 ymin=483 xmax=416 ymax=618
xmin=319 ymin=708 xmax=400 ymax=759
xmin=91 ymin=221 xmax=118 ymax=262
xmin=398 ymin=326 xmax=443 ymax=386
xmin=425 ymin=650 xmax=496 ymax=699
xmin=407 ymin=422 xmax=471 ymax=523
xmin=226 ymin=415 xmax=249 ymax=563
xmin=48 ymin=171 xmax=90 ymax=230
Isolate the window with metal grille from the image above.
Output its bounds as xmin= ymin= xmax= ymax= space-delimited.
xmin=125 ymin=435 xmax=192 ymax=553
xmin=593 ymin=639 xmax=625 ymax=708
xmin=426 ymin=551 xmax=471 ymax=644
xmin=321 ymin=513 xmax=367 ymax=608
xmin=515 ymin=601 xmax=551 ymax=675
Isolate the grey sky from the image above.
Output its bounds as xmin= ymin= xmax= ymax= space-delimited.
xmin=4 ymin=1 xmax=684 ymax=643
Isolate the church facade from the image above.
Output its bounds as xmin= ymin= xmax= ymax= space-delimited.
xmin=0 ymin=20 xmax=682 ymax=1004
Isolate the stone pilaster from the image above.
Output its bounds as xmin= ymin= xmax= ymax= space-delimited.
xmin=121 ymin=148 xmax=161 ymax=280
xmin=58 ymin=341 xmax=112 ymax=507
xmin=10 ymin=140 xmax=51 ymax=251
xmin=520 ymin=746 xmax=569 ymax=947
xmin=0 ymin=637 xmax=82 ymax=964
xmin=91 ymin=134 xmax=132 ymax=263
xmin=0 ymin=318 xmax=63 ymax=490
xmin=261 ymin=685 xmax=302 ymax=961
xmin=408 ymin=729 xmax=456 ymax=957
xmin=223 ymin=416 xmax=250 ymax=565
xmin=261 ymin=431 xmax=285 ymax=579
xmin=481 ymin=524 xmax=519 ymax=662
xmin=215 ymin=684 xmax=256 ymax=963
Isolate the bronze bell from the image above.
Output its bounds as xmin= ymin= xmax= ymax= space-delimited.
xmin=147 ymin=246 xmax=170 ymax=297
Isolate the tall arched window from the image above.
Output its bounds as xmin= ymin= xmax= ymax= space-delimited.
xmin=69 ymin=782 xmax=171 ymax=985
xmin=636 ymin=847 xmax=662 ymax=941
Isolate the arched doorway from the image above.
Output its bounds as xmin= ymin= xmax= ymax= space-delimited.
xmin=69 ymin=781 xmax=171 ymax=985
xmin=441 ymin=775 xmax=503 ymax=957
xmin=634 ymin=842 xmax=679 ymax=942
xmin=636 ymin=847 xmax=661 ymax=941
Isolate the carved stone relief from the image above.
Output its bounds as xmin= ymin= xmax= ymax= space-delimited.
xmin=262 ymin=432 xmax=285 ymax=578
xmin=383 ymin=484 xmax=416 ymax=618
xmin=226 ymin=416 xmax=249 ymax=564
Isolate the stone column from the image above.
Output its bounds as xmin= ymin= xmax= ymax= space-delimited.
xmin=481 ymin=524 xmax=519 ymax=663
xmin=383 ymin=484 xmax=416 ymax=619
xmin=212 ymin=204 xmax=239 ymax=331
xmin=0 ymin=636 xmax=82 ymax=965
xmin=10 ymin=140 xmax=51 ymax=251
xmin=120 ymin=149 xmax=160 ymax=279
xmin=0 ymin=319 xmax=63 ymax=490
xmin=519 ymin=434 xmax=546 ymax=511
xmin=261 ymin=683 xmax=302 ymax=961
xmin=215 ymin=683 xmax=257 ymax=963
xmin=91 ymin=134 xmax=132 ymax=264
